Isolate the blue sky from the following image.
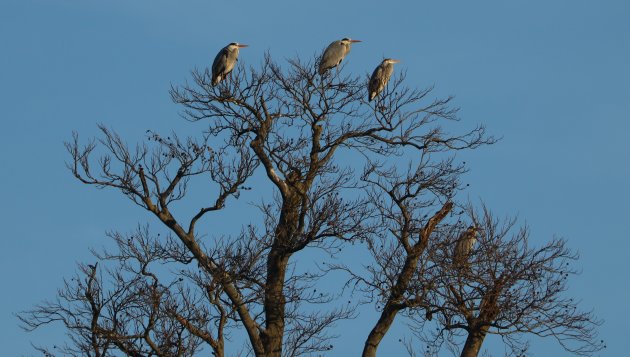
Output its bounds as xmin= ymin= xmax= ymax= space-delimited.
xmin=1 ymin=0 xmax=628 ymax=355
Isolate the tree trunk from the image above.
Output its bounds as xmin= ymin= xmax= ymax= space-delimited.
xmin=362 ymin=301 xmax=399 ymax=357
xmin=215 ymin=341 xmax=224 ymax=357
xmin=460 ymin=329 xmax=487 ymax=357
xmin=262 ymin=173 xmax=301 ymax=357
xmin=262 ymin=249 xmax=289 ymax=357
xmin=262 ymin=193 xmax=300 ymax=357
xmin=362 ymin=252 xmax=421 ymax=357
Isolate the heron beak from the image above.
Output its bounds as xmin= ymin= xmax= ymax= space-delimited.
xmin=391 ymin=59 xmax=401 ymax=63
xmin=237 ymin=44 xmax=249 ymax=48
xmin=350 ymin=40 xmax=362 ymax=43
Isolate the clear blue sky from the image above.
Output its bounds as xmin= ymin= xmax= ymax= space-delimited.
xmin=1 ymin=0 xmax=628 ymax=355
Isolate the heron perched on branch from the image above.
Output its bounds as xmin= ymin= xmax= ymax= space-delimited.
xmin=453 ymin=225 xmax=479 ymax=265
xmin=318 ymin=38 xmax=362 ymax=75
xmin=368 ymin=58 xmax=400 ymax=101
xmin=211 ymin=42 xmax=248 ymax=86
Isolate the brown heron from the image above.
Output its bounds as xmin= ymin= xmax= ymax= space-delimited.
xmin=453 ymin=225 xmax=479 ymax=265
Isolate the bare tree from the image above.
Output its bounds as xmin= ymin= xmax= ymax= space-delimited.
xmin=171 ymin=54 xmax=489 ymax=356
xmin=409 ymin=206 xmax=605 ymax=357
xmin=29 ymin=50 xmax=603 ymax=357
xmin=333 ymin=158 xmax=472 ymax=357
xmin=19 ymin=227 xmax=223 ymax=356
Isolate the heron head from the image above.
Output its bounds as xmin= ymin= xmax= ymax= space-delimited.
xmin=341 ymin=38 xmax=362 ymax=45
xmin=384 ymin=58 xmax=401 ymax=65
xmin=469 ymin=224 xmax=482 ymax=236
xmin=228 ymin=42 xmax=249 ymax=50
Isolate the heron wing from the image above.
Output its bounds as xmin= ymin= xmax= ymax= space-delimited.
xmin=212 ymin=47 xmax=229 ymax=78
xmin=368 ymin=64 xmax=385 ymax=100
xmin=454 ymin=238 xmax=465 ymax=258
xmin=319 ymin=41 xmax=343 ymax=74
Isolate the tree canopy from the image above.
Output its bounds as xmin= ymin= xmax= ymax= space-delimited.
xmin=19 ymin=52 xmax=603 ymax=357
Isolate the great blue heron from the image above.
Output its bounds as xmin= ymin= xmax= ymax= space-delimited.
xmin=212 ymin=42 xmax=248 ymax=86
xmin=368 ymin=58 xmax=400 ymax=101
xmin=453 ymin=225 xmax=478 ymax=265
xmin=318 ymin=38 xmax=362 ymax=75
